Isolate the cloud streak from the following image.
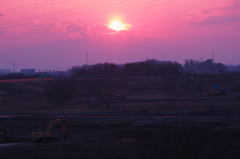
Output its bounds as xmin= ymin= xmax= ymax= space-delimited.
xmin=217 ymin=0 xmax=240 ymax=11
xmin=184 ymin=0 xmax=240 ymax=27
xmin=53 ymin=23 xmax=135 ymax=39
xmin=189 ymin=14 xmax=240 ymax=26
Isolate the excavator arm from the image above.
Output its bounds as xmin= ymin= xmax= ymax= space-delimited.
xmin=32 ymin=115 xmax=67 ymax=142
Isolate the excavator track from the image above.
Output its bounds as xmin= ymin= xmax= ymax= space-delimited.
xmin=32 ymin=137 xmax=60 ymax=143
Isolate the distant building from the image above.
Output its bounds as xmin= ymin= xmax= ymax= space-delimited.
xmin=0 ymin=69 xmax=11 ymax=75
xmin=20 ymin=69 xmax=36 ymax=74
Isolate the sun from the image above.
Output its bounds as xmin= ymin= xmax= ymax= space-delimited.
xmin=108 ymin=21 xmax=125 ymax=31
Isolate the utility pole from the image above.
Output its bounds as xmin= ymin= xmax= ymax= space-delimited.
xmin=212 ymin=49 xmax=215 ymax=63
xmin=13 ymin=62 xmax=15 ymax=73
xmin=86 ymin=53 xmax=88 ymax=66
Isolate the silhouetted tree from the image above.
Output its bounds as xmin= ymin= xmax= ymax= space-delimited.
xmin=166 ymin=75 xmax=179 ymax=95
xmin=44 ymin=80 xmax=76 ymax=106
xmin=123 ymin=62 xmax=138 ymax=77
xmin=180 ymin=74 xmax=194 ymax=94
xmin=138 ymin=122 xmax=212 ymax=159
xmin=183 ymin=59 xmax=200 ymax=73
xmin=192 ymin=74 xmax=208 ymax=94
xmin=215 ymin=63 xmax=227 ymax=73
xmin=199 ymin=59 xmax=214 ymax=73
xmin=0 ymin=73 xmax=43 ymax=80
xmin=70 ymin=66 xmax=87 ymax=78
xmin=70 ymin=59 xmax=181 ymax=78
xmin=183 ymin=59 xmax=227 ymax=74
xmin=97 ymin=90 xmax=114 ymax=109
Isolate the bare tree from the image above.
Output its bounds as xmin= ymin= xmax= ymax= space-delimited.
xmin=165 ymin=75 xmax=179 ymax=95
xmin=192 ymin=75 xmax=208 ymax=94
xmin=96 ymin=90 xmax=114 ymax=109
xmin=44 ymin=80 xmax=76 ymax=106
xmin=138 ymin=122 xmax=212 ymax=159
xmin=180 ymin=74 xmax=194 ymax=94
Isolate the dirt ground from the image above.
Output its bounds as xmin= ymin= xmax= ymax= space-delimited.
xmin=1 ymin=108 xmax=240 ymax=159
xmin=1 ymin=75 xmax=240 ymax=158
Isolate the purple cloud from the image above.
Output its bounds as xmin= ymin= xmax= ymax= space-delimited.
xmin=184 ymin=0 xmax=240 ymax=27
xmin=188 ymin=14 xmax=240 ymax=26
xmin=217 ymin=0 xmax=240 ymax=10
xmin=201 ymin=9 xmax=212 ymax=14
xmin=53 ymin=23 xmax=132 ymax=39
xmin=0 ymin=13 xmax=4 ymax=17
xmin=66 ymin=24 xmax=90 ymax=38
xmin=0 ymin=30 xmax=3 ymax=35
xmin=0 ymin=29 xmax=6 ymax=36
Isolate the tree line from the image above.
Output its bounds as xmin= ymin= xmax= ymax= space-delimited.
xmin=1 ymin=58 xmax=240 ymax=80
xmin=70 ymin=58 xmax=237 ymax=79
xmin=0 ymin=72 xmax=43 ymax=80
xmin=70 ymin=59 xmax=181 ymax=78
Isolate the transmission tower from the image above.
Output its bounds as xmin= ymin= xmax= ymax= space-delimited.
xmin=86 ymin=53 xmax=89 ymax=66
xmin=13 ymin=62 xmax=15 ymax=72
xmin=212 ymin=49 xmax=215 ymax=63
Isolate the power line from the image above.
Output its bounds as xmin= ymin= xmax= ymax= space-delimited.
xmin=2 ymin=0 xmax=70 ymax=15
xmin=0 ymin=0 xmax=177 ymax=41
xmin=0 ymin=0 xmax=52 ymax=12
xmin=2 ymin=0 xmax=128 ymax=28
xmin=1 ymin=0 xmax=131 ymax=37
xmin=0 ymin=0 xmax=107 ymax=26
xmin=0 ymin=0 xmax=176 ymax=40
xmin=67 ymin=0 xmax=177 ymax=25
xmin=0 ymin=29 xmax=52 ymax=41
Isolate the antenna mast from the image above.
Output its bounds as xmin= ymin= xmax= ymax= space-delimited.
xmin=212 ymin=49 xmax=215 ymax=63
xmin=13 ymin=62 xmax=15 ymax=73
xmin=86 ymin=53 xmax=88 ymax=65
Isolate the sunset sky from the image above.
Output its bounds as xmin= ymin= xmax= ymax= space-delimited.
xmin=0 ymin=0 xmax=240 ymax=71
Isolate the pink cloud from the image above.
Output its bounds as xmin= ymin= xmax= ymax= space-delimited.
xmin=184 ymin=0 xmax=240 ymax=27
xmin=0 ymin=29 xmax=6 ymax=36
xmin=66 ymin=24 xmax=90 ymax=38
xmin=33 ymin=19 xmax=41 ymax=24
xmin=0 ymin=27 xmax=29 ymax=37
xmin=189 ymin=14 xmax=240 ymax=26
xmin=188 ymin=9 xmax=213 ymax=16
xmin=89 ymin=24 xmax=115 ymax=37
xmin=54 ymin=23 xmax=110 ymax=38
xmin=53 ymin=23 xmax=136 ymax=39
xmin=201 ymin=9 xmax=212 ymax=14
xmin=217 ymin=0 xmax=240 ymax=10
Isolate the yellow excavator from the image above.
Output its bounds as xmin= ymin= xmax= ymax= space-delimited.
xmin=0 ymin=126 xmax=17 ymax=143
xmin=209 ymin=85 xmax=229 ymax=96
xmin=32 ymin=115 xmax=68 ymax=143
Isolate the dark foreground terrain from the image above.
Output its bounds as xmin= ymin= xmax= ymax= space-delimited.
xmin=1 ymin=75 xmax=240 ymax=158
xmin=1 ymin=110 xmax=240 ymax=159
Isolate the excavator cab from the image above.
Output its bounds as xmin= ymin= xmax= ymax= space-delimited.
xmin=32 ymin=115 xmax=67 ymax=143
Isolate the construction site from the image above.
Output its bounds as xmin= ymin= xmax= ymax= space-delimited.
xmin=1 ymin=74 xmax=240 ymax=159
